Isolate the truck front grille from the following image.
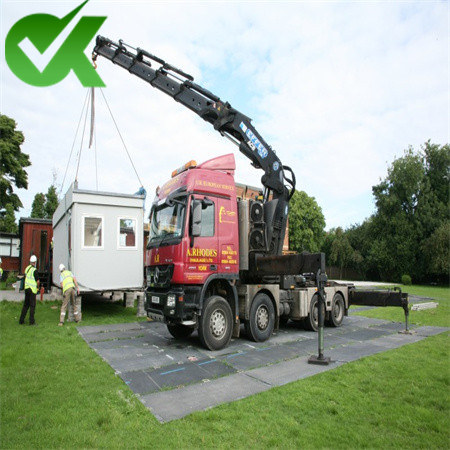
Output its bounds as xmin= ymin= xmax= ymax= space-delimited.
xmin=146 ymin=265 xmax=174 ymax=288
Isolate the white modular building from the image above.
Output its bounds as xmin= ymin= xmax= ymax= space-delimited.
xmin=52 ymin=182 xmax=145 ymax=292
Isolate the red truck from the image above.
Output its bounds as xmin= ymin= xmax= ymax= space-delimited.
xmin=93 ymin=37 xmax=409 ymax=353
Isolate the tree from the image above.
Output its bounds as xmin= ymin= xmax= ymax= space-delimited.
xmin=343 ymin=142 xmax=449 ymax=283
xmin=415 ymin=142 xmax=450 ymax=241
xmin=423 ymin=141 xmax=450 ymax=208
xmin=31 ymin=184 xmax=59 ymax=220
xmin=344 ymin=219 xmax=375 ymax=277
xmin=0 ymin=204 xmax=18 ymax=234
xmin=288 ymin=190 xmax=325 ymax=253
xmin=329 ymin=227 xmax=360 ymax=279
xmin=31 ymin=193 xmax=46 ymax=218
xmin=44 ymin=184 xmax=59 ymax=218
xmin=422 ymin=221 xmax=450 ymax=282
xmin=321 ymin=228 xmax=337 ymax=262
xmin=0 ymin=115 xmax=30 ymax=213
xmin=370 ymin=147 xmax=424 ymax=280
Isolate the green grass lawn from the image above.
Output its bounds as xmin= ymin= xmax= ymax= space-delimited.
xmin=0 ymin=280 xmax=14 ymax=290
xmin=1 ymin=287 xmax=449 ymax=448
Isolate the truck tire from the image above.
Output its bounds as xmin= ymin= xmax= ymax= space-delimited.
xmin=167 ymin=323 xmax=194 ymax=339
xmin=327 ymin=292 xmax=345 ymax=327
xmin=303 ymin=294 xmax=324 ymax=332
xmin=198 ymin=295 xmax=233 ymax=351
xmin=244 ymin=293 xmax=275 ymax=342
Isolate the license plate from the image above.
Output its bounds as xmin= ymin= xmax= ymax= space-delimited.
xmin=148 ymin=313 xmax=164 ymax=322
xmin=151 ymin=295 xmax=160 ymax=304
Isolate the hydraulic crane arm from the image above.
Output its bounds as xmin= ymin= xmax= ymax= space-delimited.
xmin=93 ymin=36 xmax=296 ymax=199
xmin=93 ymin=36 xmax=296 ymax=255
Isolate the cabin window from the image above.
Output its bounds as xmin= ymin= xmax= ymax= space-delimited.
xmin=0 ymin=237 xmax=8 ymax=257
xmin=82 ymin=216 xmax=103 ymax=248
xmin=200 ymin=204 xmax=215 ymax=237
xmin=118 ymin=218 xmax=137 ymax=249
xmin=0 ymin=236 xmax=20 ymax=257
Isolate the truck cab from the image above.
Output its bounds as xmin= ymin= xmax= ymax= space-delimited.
xmin=145 ymin=154 xmax=241 ymax=349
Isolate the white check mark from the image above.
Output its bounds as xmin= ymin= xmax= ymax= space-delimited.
xmin=18 ymin=11 xmax=83 ymax=73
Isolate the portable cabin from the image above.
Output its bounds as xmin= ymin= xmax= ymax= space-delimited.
xmin=0 ymin=232 xmax=20 ymax=278
xmin=52 ymin=183 xmax=144 ymax=292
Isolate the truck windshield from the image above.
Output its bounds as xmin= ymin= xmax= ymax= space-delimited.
xmin=149 ymin=199 xmax=186 ymax=242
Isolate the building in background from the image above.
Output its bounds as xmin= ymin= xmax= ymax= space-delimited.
xmin=18 ymin=218 xmax=53 ymax=273
xmin=18 ymin=218 xmax=53 ymax=290
xmin=0 ymin=232 xmax=20 ymax=277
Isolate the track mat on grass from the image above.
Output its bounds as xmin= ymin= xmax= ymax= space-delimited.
xmin=78 ymin=317 xmax=447 ymax=422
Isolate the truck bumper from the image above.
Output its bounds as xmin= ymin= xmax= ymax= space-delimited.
xmin=147 ymin=311 xmax=165 ymax=322
xmin=145 ymin=285 xmax=201 ymax=322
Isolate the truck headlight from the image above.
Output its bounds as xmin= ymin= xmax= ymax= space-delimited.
xmin=167 ymin=294 xmax=176 ymax=307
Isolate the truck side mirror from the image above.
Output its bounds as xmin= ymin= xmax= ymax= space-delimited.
xmin=202 ymin=197 xmax=214 ymax=209
xmin=191 ymin=200 xmax=202 ymax=237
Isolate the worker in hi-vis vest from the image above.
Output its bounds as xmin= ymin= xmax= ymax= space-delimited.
xmin=0 ymin=257 xmax=3 ymax=280
xmin=58 ymin=264 xmax=80 ymax=326
xmin=19 ymin=255 xmax=40 ymax=325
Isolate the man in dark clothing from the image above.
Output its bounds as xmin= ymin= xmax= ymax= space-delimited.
xmin=19 ymin=255 xmax=40 ymax=325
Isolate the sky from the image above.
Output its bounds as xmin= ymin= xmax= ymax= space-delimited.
xmin=1 ymin=0 xmax=448 ymax=230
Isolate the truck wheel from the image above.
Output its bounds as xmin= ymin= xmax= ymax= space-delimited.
xmin=244 ymin=293 xmax=275 ymax=342
xmin=303 ymin=294 xmax=324 ymax=332
xmin=328 ymin=293 xmax=345 ymax=327
xmin=198 ymin=296 xmax=233 ymax=351
xmin=167 ymin=323 xmax=194 ymax=339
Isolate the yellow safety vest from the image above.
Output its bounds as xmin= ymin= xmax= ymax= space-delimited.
xmin=61 ymin=270 xmax=75 ymax=294
xmin=0 ymin=267 xmax=3 ymax=278
xmin=24 ymin=265 xmax=38 ymax=294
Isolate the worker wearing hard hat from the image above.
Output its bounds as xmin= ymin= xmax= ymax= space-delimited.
xmin=58 ymin=264 xmax=80 ymax=326
xmin=19 ymin=255 xmax=40 ymax=325
xmin=0 ymin=257 xmax=3 ymax=280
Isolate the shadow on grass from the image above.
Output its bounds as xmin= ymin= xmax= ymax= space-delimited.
xmin=79 ymin=293 xmax=146 ymax=326
xmin=0 ymin=293 xmax=146 ymax=328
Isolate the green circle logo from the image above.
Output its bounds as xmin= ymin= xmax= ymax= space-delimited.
xmin=5 ymin=1 xmax=107 ymax=87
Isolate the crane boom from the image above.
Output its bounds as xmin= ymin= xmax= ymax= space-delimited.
xmin=92 ymin=35 xmax=296 ymax=255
